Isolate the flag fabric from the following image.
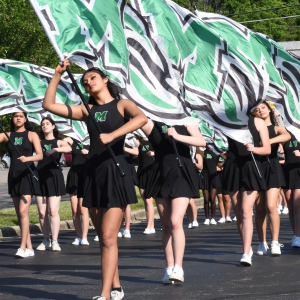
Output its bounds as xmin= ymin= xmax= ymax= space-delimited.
xmin=0 ymin=59 xmax=89 ymax=144
xmin=133 ymin=0 xmax=272 ymax=144
xmin=28 ymin=0 xmax=300 ymax=147
xmin=29 ymin=0 xmax=129 ymax=88
xmin=195 ymin=11 xmax=300 ymax=139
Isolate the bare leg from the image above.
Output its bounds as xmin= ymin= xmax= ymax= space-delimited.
xmin=209 ymin=188 xmax=217 ymax=219
xmin=36 ymin=196 xmax=50 ymax=239
xmin=124 ymin=205 xmax=131 ymax=231
xmin=70 ymin=194 xmax=82 ymax=238
xmin=223 ymin=194 xmax=232 ymax=217
xmin=90 ymin=207 xmax=124 ymax=299
xmin=230 ymin=191 xmax=242 ymax=238
xmin=218 ymin=193 xmax=225 ymax=219
xmin=13 ymin=195 xmax=33 ymax=250
xmin=255 ymin=192 xmax=267 ymax=242
xmin=203 ymin=189 xmax=209 ymax=219
xmin=79 ymin=198 xmax=89 ymax=240
xmin=140 ymin=188 xmax=155 ymax=230
xmin=48 ymin=196 xmax=61 ymax=241
xmin=241 ymin=191 xmax=258 ymax=255
xmin=265 ymin=188 xmax=280 ymax=241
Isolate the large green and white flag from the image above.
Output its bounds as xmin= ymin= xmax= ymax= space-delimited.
xmin=131 ymin=0 xmax=271 ymax=144
xmin=196 ymin=11 xmax=300 ymax=138
xmin=30 ymin=0 xmax=129 ymax=88
xmin=0 ymin=59 xmax=89 ymax=143
xmin=120 ymin=1 xmax=197 ymax=125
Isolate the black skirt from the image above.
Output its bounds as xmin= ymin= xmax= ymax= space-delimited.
xmin=8 ymin=167 xmax=41 ymax=197
xmin=144 ymin=156 xmax=200 ymax=199
xmin=82 ymin=154 xmax=138 ymax=208
xmin=37 ymin=168 xmax=66 ymax=197
xmin=66 ymin=164 xmax=85 ymax=196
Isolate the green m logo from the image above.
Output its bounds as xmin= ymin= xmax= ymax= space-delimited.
xmin=289 ymin=141 xmax=297 ymax=147
xmin=44 ymin=144 xmax=52 ymax=150
xmin=76 ymin=143 xmax=83 ymax=149
xmin=95 ymin=111 xmax=108 ymax=122
xmin=142 ymin=145 xmax=149 ymax=151
xmin=14 ymin=137 xmax=23 ymax=145
xmin=206 ymin=154 xmax=212 ymax=159
xmin=162 ymin=125 xmax=168 ymax=133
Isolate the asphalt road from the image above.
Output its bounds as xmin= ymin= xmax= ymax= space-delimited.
xmin=0 ymin=212 xmax=300 ymax=300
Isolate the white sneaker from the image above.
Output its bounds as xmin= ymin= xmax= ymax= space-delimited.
xmin=257 ymin=242 xmax=269 ymax=255
xmin=94 ymin=235 xmax=99 ymax=242
xmin=218 ymin=218 xmax=225 ymax=223
xmin=111 ymin=287 xmax=124 ymax=300
xmin=210 ymin=218 xmax=217 ymax=225
xmin=52 ymin=240 xmax=61 ymax=252
xmin=278 ymin=204 xmax=283 ymax=211
xmin=240 ymin=254 xmax=252 ymax=266
xmin=162 ymin=267 xmax=174 ymax=284
xmin=188 ymin=223 xmax=193 ymax=229
xmin=282 ymin=207 xmax=289 ymax=214
xmin=291 ymin=236 xmax=300 ymax=248
xmin=81 ymin=238 xmax=89 ymax=246
xmin=169 ymin=265 xmax=184 ymax=282
xmin=117 ymin=231 xmax=123 ymax=238
xmin=192 ymin=221 xmax=199 ymax=228
xmin=233 ymin=216 xmax=237 ymax=221
xmin=25 ymin=248 xmax=35 ymax=257
xmin=225 ymin=216 xmax=232 ymax=222
xmin=278 ymin=208 xmax=282 ymax=214
xmin=15 ymin=248 xmax=26 ymax=258
xmin=271 ymin=242 xmax=283 ymax=256
xmin=122 ymin=230 xmax=131 ymax=238
xmin=203 ymin=219 xmax=210 ymax=225
xmin=72 ymin=237 xmax=81 ymax=245
xmin=92 ymin=297 xmax=107 ymax=300
xmin=36 ymin=239 xmax=51 ymax=251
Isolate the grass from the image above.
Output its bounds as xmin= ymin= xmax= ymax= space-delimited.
xmin=0 ymin=187 xmax=146 ymax=229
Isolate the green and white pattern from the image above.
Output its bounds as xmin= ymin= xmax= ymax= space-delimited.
xmin=0 ymin=59 xmax=89 ymax=144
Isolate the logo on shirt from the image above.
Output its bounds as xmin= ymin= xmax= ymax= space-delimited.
xmin=162 ymin=125 xmax=168 ymax=133
xmin=206 ymin=154 xmax=212 ymax=159
xmin=76 ymin=143 xmax=84 ymax=149
xmin=14 ymin=137 xmax=23 ymax=145
xmin=289 ymin=140 xmax=297 ymax=148
xmin=95 ymin=111 xmax=108 ymax=122
xmin=44 ymin=144 xmax=52 ymax=150
xmin=142 ymin=145 xmax=149 ymax=151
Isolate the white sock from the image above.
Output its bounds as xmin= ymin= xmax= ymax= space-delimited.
xmin=271 ymin=240 xmax=278 ymax=244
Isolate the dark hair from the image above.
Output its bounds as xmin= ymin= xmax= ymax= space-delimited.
xmin=80 ymin=67 xmax=120 ymax=104
xmin=10 ymin=112 xmax=34 ymax=132
xmin=39 ymin=117 xmax=59 ymax=139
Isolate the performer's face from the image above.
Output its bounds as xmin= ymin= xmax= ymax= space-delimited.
xmin=253 ymin=103 xmax=270 ymax=119
xmin=82 ymin=71 xmax=108 ymax=95
xmin=13 ymin=112 xmax=26 ymax=127
xmin=41 ymin=119 xmax=55 ymax=133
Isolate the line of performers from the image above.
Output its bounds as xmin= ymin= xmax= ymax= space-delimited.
xmin=2 ymin=59 xmax=300 ymax=300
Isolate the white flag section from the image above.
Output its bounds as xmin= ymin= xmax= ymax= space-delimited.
xmin=0 ymin=59 xmax=89 ymax=144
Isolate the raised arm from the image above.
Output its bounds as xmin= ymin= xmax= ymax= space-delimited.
xmin=43 ymin=59 xmax=87 ymax=121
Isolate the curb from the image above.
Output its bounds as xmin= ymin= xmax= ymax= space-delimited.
xmin=0 ymin=197 xmax=204 ymax=238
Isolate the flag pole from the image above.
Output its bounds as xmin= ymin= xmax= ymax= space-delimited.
xmin=0 ymin=123 xmax=39 ymax=181
xmin=29 ymin=0 xmax=125 ymax=176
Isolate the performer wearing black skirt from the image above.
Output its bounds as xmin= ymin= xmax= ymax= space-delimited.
xmin=223 ymin=115 xmax=271 ymax=266
xmin=0 ymin=112 xmax=43 ymax=258
xmin=142 ymin=120 xmax=206 ymax=284
xmin=43 ymin=59 xmax=147 ymax=300
xmin=36 ymin=117 xmax=72 ymax=252
xmin=64 ymin=137 xmax=90 ymax=246
xmin=136 ymin=136 xmax=156 ymax=234
xmin=282 ymin=132 xmax=300 ymax=247
xmin=201 ymin=147 xmax=222 ymax=225
xmin=252 ymin=101 xmax=290 ymax=256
